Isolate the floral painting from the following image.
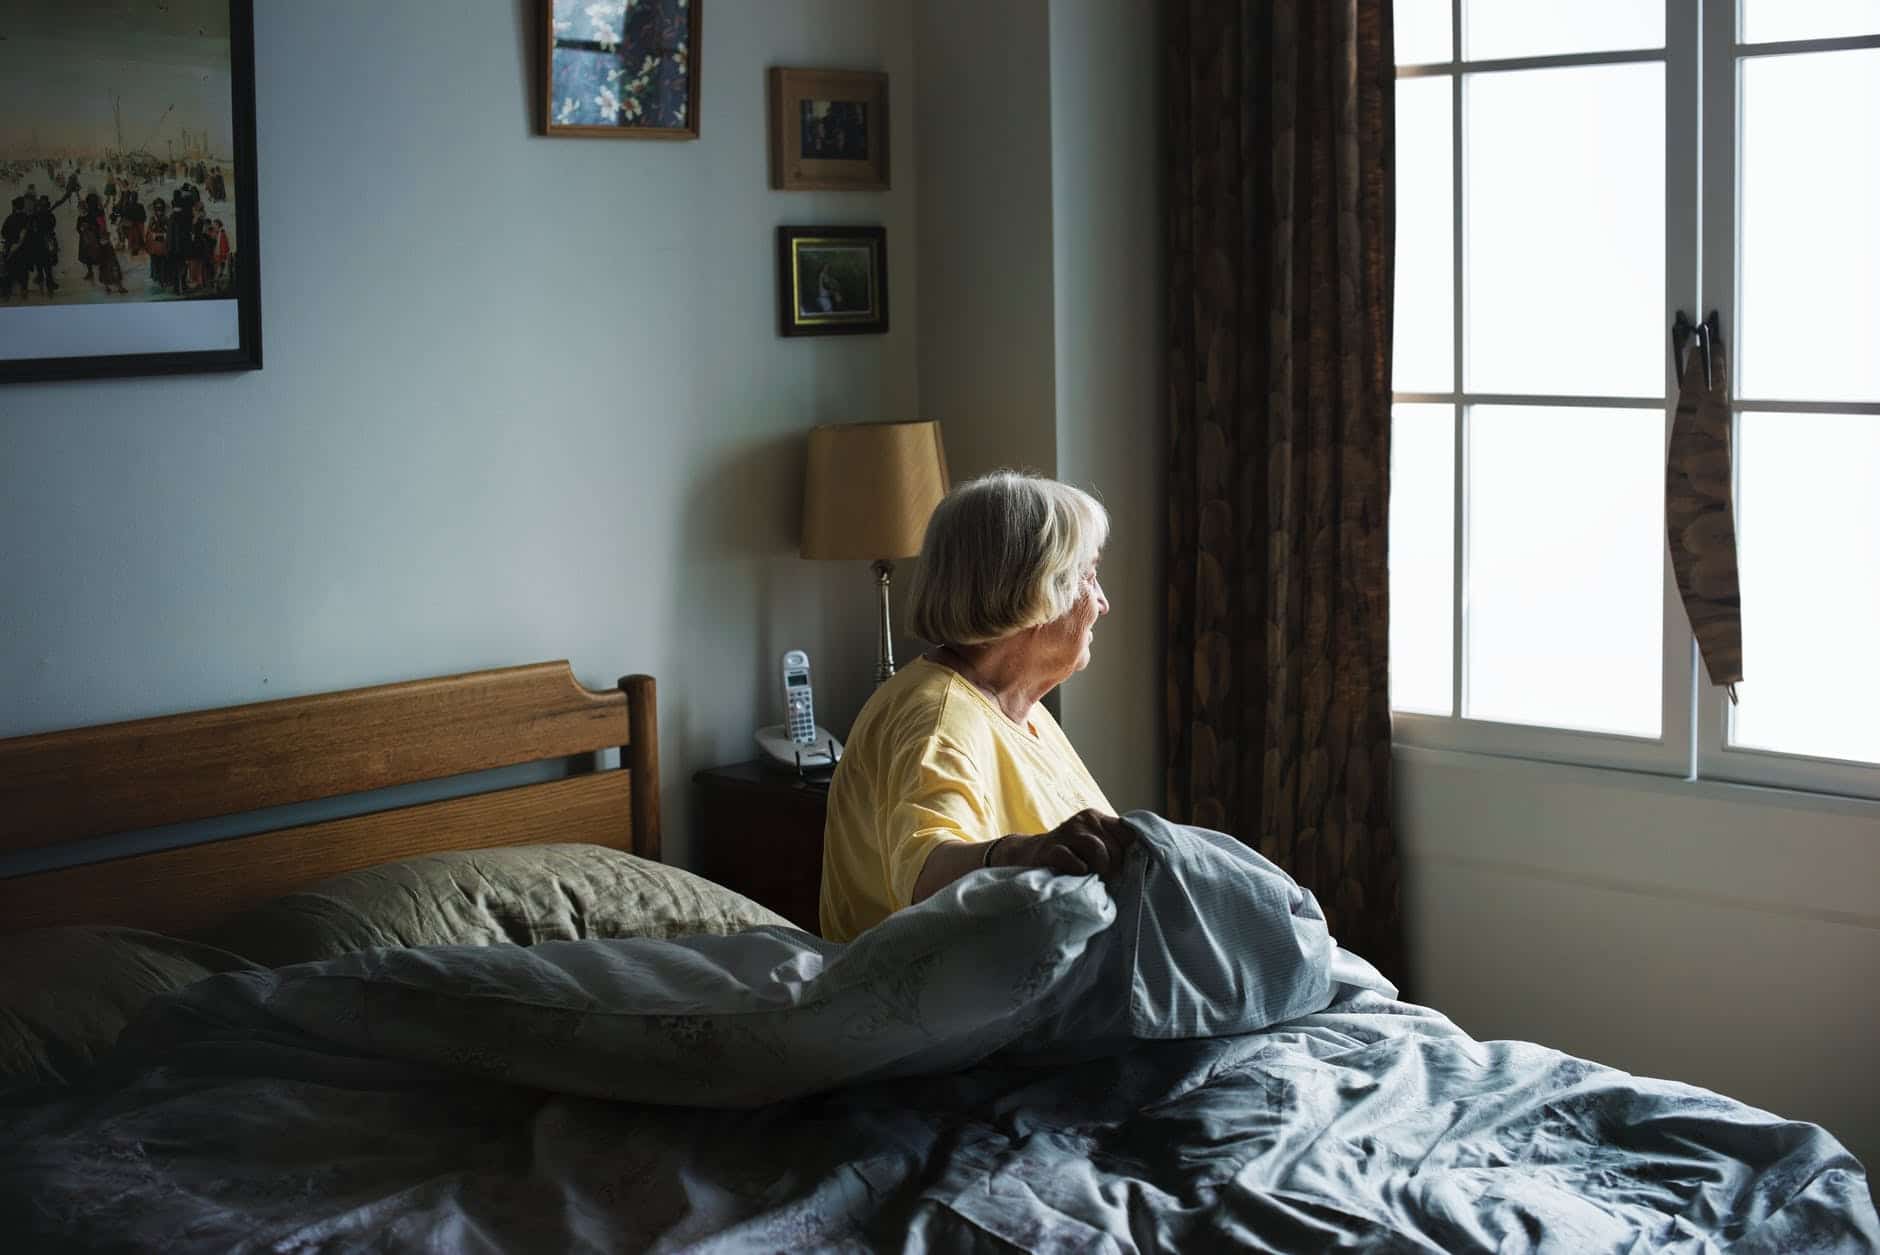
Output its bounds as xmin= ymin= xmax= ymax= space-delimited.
xmin=543 ymin=0 xmax=697 ymax=138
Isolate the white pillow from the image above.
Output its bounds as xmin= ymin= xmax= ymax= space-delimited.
xmin=126 ymin=866 xmax=1116 ymax=1107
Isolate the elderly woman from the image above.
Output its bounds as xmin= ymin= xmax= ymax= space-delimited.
xmin=819 ymin=471 xmax=1135 ymax=942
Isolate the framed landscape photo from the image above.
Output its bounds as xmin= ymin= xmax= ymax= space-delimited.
xmin=541 ymin=0 xmax=699 ymax=139
xmin=769 ymin=69 xmax=888 ymax=192
xmin=1 ymin=0 xmax=262 ymax=385
xmin=777 ymin=226 xmax=887 ymax=338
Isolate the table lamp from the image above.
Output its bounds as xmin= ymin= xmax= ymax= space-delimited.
xmin=801 ymin=420 xmax=950 ymax=686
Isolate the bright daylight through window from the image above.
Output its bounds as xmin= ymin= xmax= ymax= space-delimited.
xmin=1386 ymin=1 xmax=1880 ymax=795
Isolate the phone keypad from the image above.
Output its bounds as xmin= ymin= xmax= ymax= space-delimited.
xmin=788 ymin=693 xmax=815 ymax=742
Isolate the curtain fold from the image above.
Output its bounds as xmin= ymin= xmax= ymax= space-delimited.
xmin=1667 ymin=319 xmax=1744 ymax=694
xmin=1166 ymin=0 xmax=1403 ymax=987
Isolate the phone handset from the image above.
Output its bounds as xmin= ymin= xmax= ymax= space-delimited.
xmin=781 ymin=649 xmax=817 ymax=743
xmin=755 ymin=649 xmax=843 ymax=776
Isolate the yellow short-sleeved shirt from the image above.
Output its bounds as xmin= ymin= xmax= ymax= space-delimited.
xmin=818 ymin=656 xmax=1113 ymax=942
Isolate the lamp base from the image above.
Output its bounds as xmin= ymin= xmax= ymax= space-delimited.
xmin=872 ymin=559 xmax=896 ymax=686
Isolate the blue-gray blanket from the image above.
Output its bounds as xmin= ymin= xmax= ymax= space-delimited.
xmin=1 ymin=813 xmax=1873 ymax=1252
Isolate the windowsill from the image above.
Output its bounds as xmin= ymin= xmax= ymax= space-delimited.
xmin=1392 ymin=741 xmax=1880 ymax=822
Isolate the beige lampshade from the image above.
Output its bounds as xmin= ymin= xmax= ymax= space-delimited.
xmin=801 ymin=420 xmax=950 ymax=560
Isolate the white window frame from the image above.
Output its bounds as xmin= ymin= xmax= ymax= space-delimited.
xmin=1391 ymin=3 xmax=1694 ymax=777
xmin=1692 ymin=5 xmax=1880 ymax=799
xmin=1390 ymin=1 xmax=1880 ymax=801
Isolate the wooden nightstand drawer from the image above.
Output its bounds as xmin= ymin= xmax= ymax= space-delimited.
xmin=693 ymin=761 xmax=829 ymax=935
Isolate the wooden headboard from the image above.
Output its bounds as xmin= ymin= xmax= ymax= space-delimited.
xmin=0 ymin=662 xmax=659 ymax=937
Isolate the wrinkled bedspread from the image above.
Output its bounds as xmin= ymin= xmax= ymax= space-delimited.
xmin=1 ymin=815 xmax=1872 ymax=1252
xmin=4 ymin=990 xmax=1871 ymax=1253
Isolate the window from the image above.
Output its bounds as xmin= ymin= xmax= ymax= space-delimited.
xmin=1389 ymin=2 xmax=1880 ymax=797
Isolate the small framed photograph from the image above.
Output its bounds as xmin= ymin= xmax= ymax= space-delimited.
xmin=1 ymin=0 xmax=262 ymax=385
xmin=541 ymin=0 xmax=699 ymax=139
xmin=769 ymin=69 xmax=888 ymax=191
xmin=777 ymin=226 xmax=887 ymax=337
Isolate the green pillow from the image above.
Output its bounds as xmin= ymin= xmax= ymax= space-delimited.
xmin=208 ymin=843 xmax=793 ymax=967
xmin=0 ymin=926 xmax=259 ymax=1092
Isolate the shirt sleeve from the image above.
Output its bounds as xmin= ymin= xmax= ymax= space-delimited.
xmin=879 ymin=736 xmax=998 ymax=912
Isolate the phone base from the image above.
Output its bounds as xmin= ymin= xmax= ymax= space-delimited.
xmin=754 ymin=724 xmax=844 ymax=780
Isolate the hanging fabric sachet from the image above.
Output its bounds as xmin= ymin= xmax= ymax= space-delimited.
xmin=1666 ymin=312 xmax=1743 ymax=698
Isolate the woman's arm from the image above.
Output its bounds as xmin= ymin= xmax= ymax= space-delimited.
xmin=909 ymin=837 xmax=994 ymax=904
xmin=909 ymin=808 xmax=1136 ymax=904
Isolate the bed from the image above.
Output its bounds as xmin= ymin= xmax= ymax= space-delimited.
xmin=0 ymin=661 xmax=1873 ymax=1253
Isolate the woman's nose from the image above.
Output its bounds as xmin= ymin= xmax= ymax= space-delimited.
xmin=1095 ymin=581 xmax=1110 ymax=615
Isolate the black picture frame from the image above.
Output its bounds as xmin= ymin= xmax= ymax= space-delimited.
xmin=776 ymin=225 xmax=888 ymax=338
xmin=1 ymin=0 xmax=263 ymax=385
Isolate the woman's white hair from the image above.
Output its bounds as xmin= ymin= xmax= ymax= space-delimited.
xmin=907 ymin=471 xmax=1109 ymax=646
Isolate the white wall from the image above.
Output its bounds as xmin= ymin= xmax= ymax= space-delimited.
xmin=914 ymin=0 xmax=1165 ymax=811
xmin=0 ymin=0 xmax=919 ymax=869
xmin=912 ymin=0 xmax=1057 ymax=483
xmin=1048 ymin=0 xmax=1165 ymax=813
xmin=1398 ymin=747 xmax=1880 ymax=1169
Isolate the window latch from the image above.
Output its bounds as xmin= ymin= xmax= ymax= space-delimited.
xmin=1672 ymin=309 xmax=1721 ymax=389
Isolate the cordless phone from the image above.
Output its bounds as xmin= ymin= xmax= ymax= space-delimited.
xmin=754 ymin=648 xmax=843 ymax=775
xmin=781 ymin=650 xmax=817 ymax=744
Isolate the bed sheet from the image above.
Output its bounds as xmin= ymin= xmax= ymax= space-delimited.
xmin=2 ymin=986 xmax=1871 ymax=1253
xmin=1 ymin=813 xmax=1872 ymax=1252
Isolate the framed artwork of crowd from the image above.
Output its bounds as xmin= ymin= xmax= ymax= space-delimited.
xmin=0 ymin=0 xmax=262 ymax=384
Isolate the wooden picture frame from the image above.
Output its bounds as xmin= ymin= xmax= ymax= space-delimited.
xmin=540 ymin=0 xmax=700 ymax=139
xmin=777 ymin=225 xmax=887 ymax=338
xmin=769 ymin=68 xmax=889 ymax=191
xmin=0 ymin=0 xmax=263 ymax=385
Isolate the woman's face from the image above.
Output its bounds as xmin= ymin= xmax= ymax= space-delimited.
xmin=1032 ymin=559 xmax=1110 ymax=682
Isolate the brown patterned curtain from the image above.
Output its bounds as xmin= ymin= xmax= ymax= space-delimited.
xmin=1165 ymin=0 xmax=1403 ymax=987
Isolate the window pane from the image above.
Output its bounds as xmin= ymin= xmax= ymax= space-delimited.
xmin=1466 ymin=0 xmax=1662 ymax=61
xmin=1466 ymin=406 xmax=1662 ymax=736
xmin=1396 ymin=0 xmax=1452 ymax=65
xmin=1393 ymin=78 xmax=1454 ymax=392
xmin=1390 ymin=404 xmax=1455 ymax=714
xmin=1742 ymin=1 xmax=1880 ymax=44
xmin=1465 ymin=65 xmax=1664 ymax=397
xmin=1738 ymin=50 xmax=1880 ymax=403
xmin=1731 ymin=413 xmax=1880 ymax=765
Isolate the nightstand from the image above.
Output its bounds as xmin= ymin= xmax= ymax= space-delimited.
xmin=693 ymin=761 xmax=829 ymax=935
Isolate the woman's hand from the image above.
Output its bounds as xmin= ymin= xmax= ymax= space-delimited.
xmin=910 ymin=810 xmax=1136 ymax=904
xmin=990 ymin=808 xmax=1135 ymax=877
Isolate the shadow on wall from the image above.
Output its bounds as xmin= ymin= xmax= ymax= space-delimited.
xmin=512 ymin=0 xmax=538 ymax=136
xmin=666 ymin=431 xmax=817 ymax=759
xmin=665 ymin=429 xmax=912 ymax=776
